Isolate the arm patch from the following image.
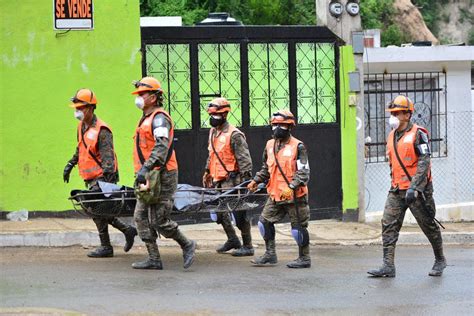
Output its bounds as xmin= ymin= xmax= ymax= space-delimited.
xmin=153 ymin=127 xmax=169 ymax=139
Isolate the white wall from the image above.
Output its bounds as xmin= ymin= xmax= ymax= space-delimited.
xmin=363 ymin=47 xmax=473 ymax=222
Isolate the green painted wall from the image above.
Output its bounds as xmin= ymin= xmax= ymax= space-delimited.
xmin=339 ymin=46 xmax=359 ymax=212
xmin=0 ymin=1 xmax=142 ymax=211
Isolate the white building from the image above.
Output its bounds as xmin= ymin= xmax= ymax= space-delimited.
xmin=362 ymin=46 xmax=474 ymax=223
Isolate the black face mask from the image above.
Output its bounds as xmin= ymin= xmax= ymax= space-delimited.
xmin=210 ymin=117 xmax=225 ymax=127
xmin=272 ymin=126 xmax=290 ymax=139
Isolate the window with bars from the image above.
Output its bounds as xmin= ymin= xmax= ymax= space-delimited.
xmin=364 ymin=72 xmax=448 ymax=163
xmin=145 ymin=44 xmax=192 ymax=130
xmin=198 ymin=43 xmax=242 ymax=128
xmin=296 ymin=42 xmax=337 ymax=124
xmin=248 ymin=43 xmax=289 ymax=126
xmin=145 ymin=41 xmax=339 ymax=130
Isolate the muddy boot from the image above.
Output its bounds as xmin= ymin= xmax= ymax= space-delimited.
xmin=251 ymin=239 xmax=277 ymax=265
xmin=132 ymin=242 xmax=163 ymax=270
xmin=232 ymin=232 xmax=254 ymax=257
xmin=111 ymin=218 xmax=137 ymax=252
xmin=367 ymin=246 xmax=396 ymax=277
xmin=287 ymin=245 xmax=311 ymax=269
xmin=174 ymin=230 xmax=196 ymax=269
xmin=429 ymin=245 xmax=447 ymax=276
xmin=216 ymin=223 xmax=241 ymax=253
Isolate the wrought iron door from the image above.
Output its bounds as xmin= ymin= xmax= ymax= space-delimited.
xmin=141 ymin=26 xmax=343 ymax=219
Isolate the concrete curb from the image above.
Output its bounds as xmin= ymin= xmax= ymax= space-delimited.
xmin=1 ymin=231 xmax=472 ymax=247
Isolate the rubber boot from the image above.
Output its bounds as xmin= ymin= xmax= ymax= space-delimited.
xmin=287 ymin=245 xmax=311 ymax=269
xmin=216 ymin=222 xmax=241 ymax=253
xmin=251 ymin=239 xmax=277 ymax=265
xmin=111 ymin=218 xmax=137 ymax=252
xmin=367 ymin=246 xmax=396 ymax=277
xmin=174 ymin=230 xmax=196 ymax=269
xmin=88 ymin=220 xmax=113 ymax=258
xmin=132 ymin=242 xmax=163 ymax=270
xmin=429 ymin=244 xmax=447 ymax=276
xmin=232 ymin=225 xmax=254 ymax=257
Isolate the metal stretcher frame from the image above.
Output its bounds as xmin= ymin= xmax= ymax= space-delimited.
xmin=69 ymin=185 xmax=268 ymax=220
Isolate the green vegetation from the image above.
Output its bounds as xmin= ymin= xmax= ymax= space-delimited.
xmin=359 ymin=0 xmax=408 ymax=46
xmin=411 ymin=0 xmax=449 ymax=36
xmin=139 ymin=0 xmax=315 ymax=25
xmin=469 ymin=29 xmax=474 ymax=45
xmin=139 ymin=0 xmax=454 ymax=46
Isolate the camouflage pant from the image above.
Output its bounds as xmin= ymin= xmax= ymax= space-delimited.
xmin=134 ymin=169 xmax=179 ymax=242
xmin=84 ymin=179 xmax=127 ymax=240
xmin=260 ymin=197 xmax=310 ymax=228
xmin=213 ymin=176 xmax=252 ymax=243
xmin=382 ymin=183 xmax=442 ymax=249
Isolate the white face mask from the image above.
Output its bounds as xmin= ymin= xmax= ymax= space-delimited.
xmin=389 ymin=115 xmax=400 ymax=130
xmin=74 ymin=110 xmax=84 ymax=121
xmin=135 ymin=96 xmax=145 ymax=110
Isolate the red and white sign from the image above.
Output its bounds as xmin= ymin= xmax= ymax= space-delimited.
xmin=54 ymin=0 xmax=94 ymax=30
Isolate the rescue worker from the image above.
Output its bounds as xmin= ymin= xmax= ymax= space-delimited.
xmin=368 ymin=95 xmax=446 ymax=278
xmin=63 ymin=88 xmax=137 ymax=258
xmin=202 ymin=97 xmax=254 ymax=256
xmin=131 ymin=76 xmax=196 ymax=270
xmin=247 ymin=110 xmax=311 ymax=269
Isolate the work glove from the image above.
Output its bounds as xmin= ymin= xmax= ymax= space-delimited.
xmin=202 ymin=172 xmax=213 ymax=188
xmin=247 ymin=180 xmax=258 ymax=192
xmin=136 ymin=166 xmax=149 ymax=185
xmin=280 ymin=186 xmax=294 ymax=201
xmin=63 ymin=162 xmax=74 ymax=183
xmin=405 ymin=188 xmax=418 ymax=205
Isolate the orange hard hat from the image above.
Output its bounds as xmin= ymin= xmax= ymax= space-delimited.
xmin=207 ymin=97 xmax=231 ymax=114
xmin=69 ymin=89 xmax=97 ymax=108
xmin=131 ymin=76 xmax=162 ymax=95
xmin=386 ymin=95 xmax=414 ymax=113
xmin=271 ymin=109 xmax=296 ymax=126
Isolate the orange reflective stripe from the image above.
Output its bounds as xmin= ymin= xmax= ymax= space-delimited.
xmin=265 ymin=137 xmax=308 ymax=202
xmin=207 ymin=125 xmax=242 ymax=182
xmin=133 ymin=109 xmax=178 ymax=173
xmin=386 ymin=124 xmax=432 ymax=190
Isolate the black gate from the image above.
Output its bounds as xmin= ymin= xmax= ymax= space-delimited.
xmin=141 ymin=26 xmax=343 ymax=219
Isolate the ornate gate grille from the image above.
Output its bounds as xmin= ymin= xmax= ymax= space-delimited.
xmin=364 ymin=71 xmax=448 ymax=163
xmin=141 ymin=26 xmax=343 ymax=218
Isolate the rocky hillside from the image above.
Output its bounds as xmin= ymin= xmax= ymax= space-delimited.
xmin=393 ymin=0 xmax=439 ymax=44
xmin=393 ymin=0 xmax=473 ymax=44
xmin=436 ymin=0 xmax=473 ymax=44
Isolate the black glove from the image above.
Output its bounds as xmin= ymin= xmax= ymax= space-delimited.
xmin=136 ymin=166 xmax=149 ymax=185
xmin=63 ymin=162 xmax=74 ymax=183
xmin=405 ymin=188 xmax=418 ymax=205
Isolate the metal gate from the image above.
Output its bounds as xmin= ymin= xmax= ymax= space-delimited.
xmin=141 ymin=26 xmax=343 ymax=219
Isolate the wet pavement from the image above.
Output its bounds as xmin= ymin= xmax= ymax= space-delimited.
xmin=1 ymin=245 xmax=473 ymax=315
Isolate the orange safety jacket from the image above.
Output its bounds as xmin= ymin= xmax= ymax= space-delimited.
xmin=386 ymin=124 xmax=432 ymax=190
xmin=77 ymin=118 xmax=118 ymax=181
xmin=208 ymin=124 xmax=243 ymax=182
xmin=133 ymin=108 xmax=178 ymax=173
xmin=265 ymin=137 xmax=308 ymax=202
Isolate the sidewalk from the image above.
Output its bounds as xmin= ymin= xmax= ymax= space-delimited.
xmin=1 ymin=218 xmax=472 ymax=248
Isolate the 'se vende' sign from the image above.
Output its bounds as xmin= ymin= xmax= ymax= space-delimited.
xmin=54 ymin=0 xmax=94 ymax=30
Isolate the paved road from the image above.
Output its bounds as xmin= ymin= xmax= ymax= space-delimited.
xmin=1 ymin=245 xmax=473 ymax=315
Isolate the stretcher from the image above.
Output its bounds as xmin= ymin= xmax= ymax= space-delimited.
xmin=69 ymin=181 xmax=267 ymax=219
